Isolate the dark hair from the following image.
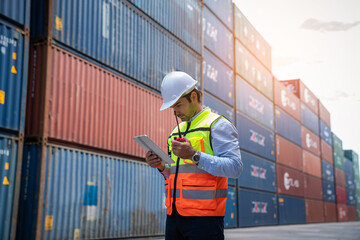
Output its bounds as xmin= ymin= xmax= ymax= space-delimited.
xmin=183 ymin=88 xmax=202 ymax=104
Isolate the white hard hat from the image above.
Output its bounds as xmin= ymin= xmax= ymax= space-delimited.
xmin=160 ymin=71 xmax=198 ymax=111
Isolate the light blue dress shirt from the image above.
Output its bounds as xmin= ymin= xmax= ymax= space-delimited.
xmin=161 ymin=108 xmax=243 ymax=179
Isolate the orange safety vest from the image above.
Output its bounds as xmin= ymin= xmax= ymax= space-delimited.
xmin=165 ymin=109 xmax=228 ymax=216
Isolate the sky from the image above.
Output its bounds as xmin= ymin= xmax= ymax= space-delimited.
xmin=233 ymin=0 xmax=360 ymax=158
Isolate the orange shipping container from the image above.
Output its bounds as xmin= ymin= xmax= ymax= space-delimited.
xmin=304 ymin=174 xmax=323 ymax=200
xmin=321 ymin=139 xmax=333 ymax=164
xmin=305 ymin=199 xmax=324 ymax=223
xmin=324 ymin=202 xmax=337 ymax=222
xmin=301 ymin=125 xmax=320 ymax=156
xmin=347 ymin=206 xmax=358 ymax=221
xmin=334 ymin=168 xmax=346 ymax=187
xmin=337 ymin=204 xmax=349 ymax=222
xmin=277 ymin=164 xmax=304 ymax=197
xmin=276 ymin=135 xmax=302 ymax=171
xmin=302 ymin=150 xmax=321 ymax=178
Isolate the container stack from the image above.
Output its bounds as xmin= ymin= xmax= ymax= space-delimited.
xmin=233 ymin=4 xmax=277 ymax=228
xmin=16 ymin=0 xmax=202 ymax=239
xmin=344 ymin=150 xmax=360 ymax=220
xmin=0 ymin=0 xmax=30 ymax=239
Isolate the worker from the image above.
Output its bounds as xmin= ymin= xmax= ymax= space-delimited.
xmin=145 ymin=71 xmax=242 ymax=240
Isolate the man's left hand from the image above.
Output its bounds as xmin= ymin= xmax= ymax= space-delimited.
xmin=171 ymin=137 xmax=195 ymax=159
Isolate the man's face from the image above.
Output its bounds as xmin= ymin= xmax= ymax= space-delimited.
xmin=171 ymin=95 xmax=197 ymax=122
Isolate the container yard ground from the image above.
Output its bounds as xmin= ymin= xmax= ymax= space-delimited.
xmin=145 ymin=221 xmax=360 ymax=240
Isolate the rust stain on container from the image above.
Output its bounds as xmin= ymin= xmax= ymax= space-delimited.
xmin=324 ymin=202 xmax=337 ymax=222
xmin=304 ymin=175 xmax=323 ymax=200
xmin=301 ymin=126 xmax=320 ymax=156
xmin=321 ymin=140 xmax=333 ymax=165
xmin=305 ymin=199 xmax=324 ymax=223
xmin=334 ymin=168 xmax=346 ymax=188
xmin=276 ymin=135 xmax=302 ymax=171
xmin=318 ymin=100 xmax=331 ymax=128
xmin=302 ymin=150 xmax=321 ymax=178
xmin=277 ymin=164 xmax=304 ymax=197
xmin=336 ymin=204 xmax=349 ymax=222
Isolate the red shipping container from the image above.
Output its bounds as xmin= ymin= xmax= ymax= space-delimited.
xmin=301 ymin=126 xmax=320 ymax=156
xmin=26 ymin=44 xmax=176 ymax=158
xmin=347 ymin=206 xmax=358 ymax=221
xmin=334 ymin=168 xmax=346 ymax=187
xmin=275 ymin=135 xmax=302 ymax=171
xmin=304 ymin=174 xmax=323 ymax=200
xmin=305 ymin=199 xmax=324 ymax=223
xmin=321 ymin=139 xmax=333 ymax=164
xmin=277 ymin=164 xmax=304 ymax=197
xmin=324 ymin=202 xmax=337 ymax=222
xmin=335 ymin=186 xmax=346 ymax=204
xmin=337 ymin=204 xmax=349 ymax=222
xmin=302 ymin=150 xmax=321 ymax=178
xmin=274 ymin=79 xmax=301 ymax=121
xmin=318 ymin=100 xmax=331 ymax=128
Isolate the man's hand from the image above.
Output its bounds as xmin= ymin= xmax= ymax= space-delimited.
xmin=171 ymin=137 xmax=196 ymax=159
xmin=145 ymin=151 xmax=165 ymax=171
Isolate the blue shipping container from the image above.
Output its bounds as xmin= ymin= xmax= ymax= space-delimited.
xmin=236 ymin=75 xmax=274 ymax=130
xmin=347 ymin=189 xmax=356 ymax=206
xmin=203 ymin=49 xmax=234 ymax=106
xmin=323 ymin=181 xmax=336 ymax=202
xmin=278 ymin=195 xmax=306 ymax=225
xmin=301 ymin=103 xmax=319 ymax=136
xmin=238 ymin=189 xmax=278 ymax=227
xmin=237 ymin=112 xmax=275 ymax=161
xmin=320 ymin=120 xmax=332 ymax=146
xmin=17 ymin=144 xmax=167 ymax=239
xmin=0 ymin=21 xmax=29 ymax=134
xmin=203 ymin=6 xmax=234 ymax=68
xmin=128 ymin=0 xmax=202 ymax=53
xmin=203 ymin=92 xmax=235 ymax=123
xmin=224 ymin=186 xmax=237 ymax=228
xmin=0 ymin=135 xmax=19 ymax=240
xmin=0 ymin=0 xmax=30 ymax=27
xmin=237 ymin=151 xmax=276 ymax=192
xmin=275 ymin=107 xmax=301 ymax=147
xmin=345 ymin=158 xmax=355 ymax=190
xmin=204 ymin=0 xmax=233 ymax=30
xmin=322 ymin=160 xmax=334 ymax=183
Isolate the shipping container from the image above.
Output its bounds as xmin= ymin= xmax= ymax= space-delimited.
xmin=238 ymin=188 xmax=278 ymax=227
xmin=274 ymin=107 xmax=301 ymax=147
xmin=0 ymin=21 xmax=29 ymax=134
xmin=236 ymin=112 xmax=275 ymax=161
xmin=335 ymin=168 xmax=346 ymax=188
xmin=203 ymin=6 xmax=233 ymax=68
xmin=17 ymin=143 xmax=167 ymax=240
xmin=26 ymin=44 xmax=175 ymax=158
xmin=278 ymin=195 xmax=306 ymax=225
xmin=301 ymin=125 xmax=320 ymax=156
xmin=0 ymin=0 xmax=30 ymax=28
xmin=319 ymin=120 xmax=332 ymax=146
xmin=337 ymin=204 xmax=349 ymax=222
xmin=235 ymin=39 xmax=273 ymax=100
xmin=318 ymin=100 xmax=331 ymax=128
xmin=305 ymin=199 xmax=324 ymax=223
xmin=224 ymin=186 xmax=237 ymax=228
xmin=357 ymin=195 xmax=360 ymax=221
xmin=322 ymin=160 xmax=334 ymax=183
xmin=277 ymin=165 xmax=304 ymax=197
xmin=281 ymin=79 xmax=318 ymax=115
xmin=301 ymin=103 xmax=319 ymax=136
xmin=128 ymin=0 xmax=202 ymax=53
xmin=348 ymin=206 xmax=358 ymax=221
xmin=275 ymin=135 xmax=303 ymax=172
xmin=203 ymin=49 xmax=234 ymax=106
xmin=321 ymin=139 xmax=334 ymax=165
xmin=233 ymin=5 xmax=271 ymax=71
xmin=336 ymin=186 xmax=347 ymax=204
xmin=345 ymin=158 xmax=355 ymax=190
xmin=323 ymin=181 xmax=336 ymax=202
xmin=237 ymin=150 xmax=276 ymax=193
xmin=332 ymin=133 xmax=344 ymax=164
xmin=204 ymin=0 xmax=233 ymax=30
xmin=333 ymin=152 xmax=345 ymax=171
xmin=236 ymin=75 xmax=274 ymax=130
xmin=347 ymin=189 xmax=356 ymax=206
xmin=203 ymin=92 xmax=235 ymax=123
xmin=32 ymin=0 xmax=201 ymax=92
xmin=344 ymin=150 xmax=359 ymax=181
xmin=273 ymin=78 xmax=300 ymax=122
xmin=0 ymin=134 xmax=21 ymax=240
xmin=304 ymin=174 xmax=323 ymax=200
xmin=302 ymin=150 xmax=321 ymax=178
xmin=324 ymin=202 xmax=337 ymax=222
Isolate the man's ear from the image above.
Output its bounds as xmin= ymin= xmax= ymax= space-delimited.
xmin=191 ymin=91 xmax=198 ymax=103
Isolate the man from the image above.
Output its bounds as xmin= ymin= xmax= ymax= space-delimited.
xmin=145 ymin=71 xmax=242 ymax=239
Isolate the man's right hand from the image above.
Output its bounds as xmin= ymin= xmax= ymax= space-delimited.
xmin=145 ymin=151 xmax=165 ymax=171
